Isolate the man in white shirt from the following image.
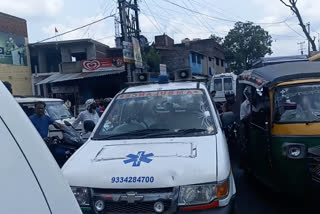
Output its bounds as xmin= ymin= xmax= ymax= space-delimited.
xmin=240 ymin=86 xmax=262 ymax=120
xmin=72 ymin=99 xmax=100 ymax=129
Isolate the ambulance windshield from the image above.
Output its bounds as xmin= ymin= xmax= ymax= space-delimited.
xmin=94 ymin=89 xmax=216 ymax=140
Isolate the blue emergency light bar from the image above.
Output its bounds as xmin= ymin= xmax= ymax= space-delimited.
xmin=158 ymin=75 xmax=169 ymax=84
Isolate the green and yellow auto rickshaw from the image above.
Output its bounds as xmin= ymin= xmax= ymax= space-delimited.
xmin=237 ymin=61 xmax=320 ymax=193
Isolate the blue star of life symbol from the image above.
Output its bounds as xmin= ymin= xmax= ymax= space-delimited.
xmin=123 ymin=151 xmax=154 ymax=167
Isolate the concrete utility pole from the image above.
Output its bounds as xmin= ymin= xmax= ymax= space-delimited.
xmin=307 ymin=22 xmax=311 ymax=55
xmin=318 ymin=33 xmax=320 ymax=51
xmin=297 ymin=41 xmax=305 ymax=55
xmin=118 ymin=0 xmax=141 ymax=82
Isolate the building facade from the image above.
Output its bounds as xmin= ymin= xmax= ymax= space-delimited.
xmin=0 ymin=12 xmax=32 ymax=95
xmin=155 ymin=35 xmax=225 ymax=77
xmin=30 ymin=39 xmax=126 ymax=113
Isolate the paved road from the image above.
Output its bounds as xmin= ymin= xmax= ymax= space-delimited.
xmin=229 ymin=144 xmax=318 ymax=214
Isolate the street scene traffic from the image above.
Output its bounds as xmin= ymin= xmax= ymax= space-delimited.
xmin=1 ymin=0 xmax=320 ymax=213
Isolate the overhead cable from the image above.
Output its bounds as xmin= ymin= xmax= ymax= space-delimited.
xmin=36 ymin=14 xmax=115 ymax=43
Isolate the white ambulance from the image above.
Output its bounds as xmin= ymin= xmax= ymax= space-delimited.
xmin=63 ymin=75 xmax=236 ymax=214
xmin=0 ymin=82 xmax=82 ymax=214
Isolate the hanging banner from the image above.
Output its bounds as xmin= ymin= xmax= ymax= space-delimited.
xmin=0 ymin=32 xmax=27 ymax=66
xmin=160 ymin=64 xmax=167 ymax=76
xmin=82 ymin=58 xmax=125 ymax=72
xmin=122 ymin=41 xmax=134 ymax=63
xmin=132 ymin=37 xmax=143 ymax=68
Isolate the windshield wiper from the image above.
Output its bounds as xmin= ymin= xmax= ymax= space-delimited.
xmin=93 ymin=129 xmax=170 ymax=140
xmin=143 ymin=128 xmax=208 ymax=138
xmin=176 ymin=128 xmax=207 ymax=135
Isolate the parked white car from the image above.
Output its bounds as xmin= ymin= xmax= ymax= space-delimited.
xmin=0 ymin=82 xmax=82 ymax=214
xmin=63 ymin=80 xmax=236 ymax=214
xmin=15 ymin=97 xmax=78 ymax=137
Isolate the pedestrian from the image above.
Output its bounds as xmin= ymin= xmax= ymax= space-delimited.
xmin=99 ymin=97 xmax=113 ymax=116
xmin=72 ymin=99 xmax=100 ymax=129
xmin=211 ymin=90 xmax=216 ymax=99
xmin=64 ymin=98 xmax=72 ymax=109
xmin=95 ymin=98 xmax=102 ymax=115
xmin=222 ymin=91 xmax=235 ymax=113
xmin=29 ymin=101 xmax=64 ymax=139
xmin=3 ymin=81 xmax=12 ymax=94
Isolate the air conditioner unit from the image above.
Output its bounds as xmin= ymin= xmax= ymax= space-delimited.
xmin=134 ymin=72 xmax=150 ymax=82
xmin=174 ymin=69 xmax=192 ymax=81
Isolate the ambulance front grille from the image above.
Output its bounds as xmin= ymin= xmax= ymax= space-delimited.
xmin=102 ymin=201 xmax=172 ymax=213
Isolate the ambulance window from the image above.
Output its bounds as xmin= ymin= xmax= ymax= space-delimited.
xmin=214 ymin=79 xmax=222 ymax=91
xmin=0 ymin=117 xmax=51 ymax=213
xmin=224 ymin=78 xmax=233 ymax=90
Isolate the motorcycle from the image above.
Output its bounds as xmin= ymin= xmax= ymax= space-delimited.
xmin=46 ymin=121 xmax=86 ymax=167
xmin=220 ymin=112 xmax=238 ymax=145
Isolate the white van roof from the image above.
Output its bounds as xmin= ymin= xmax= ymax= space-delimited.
xmin=212 ymin=73 xmax=237 ymax=79
xmin=15 ymin=97 xmax=63 ymax=103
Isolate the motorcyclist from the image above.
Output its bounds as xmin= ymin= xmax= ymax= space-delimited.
xmin=222 ymin=91 xmax=235 ymax=113
xmin=29 ymin=101 xmax=64 ymax=140
xmin=72 ymin=99 xmax=100 ymax=129
xmin=81 ymin=120 xmax=96 ymax=141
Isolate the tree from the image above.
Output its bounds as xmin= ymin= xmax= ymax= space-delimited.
xmin=209 ymin=34 xmax=223 ymax=45
xmin=142 ymin=46 xmax=161 ymax=73
xmin=223 ymin=22 xmax=272 ymax=74
xmin=280 ymin=0 xmax=317 ymax=52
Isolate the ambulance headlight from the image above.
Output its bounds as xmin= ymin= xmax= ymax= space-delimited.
xmin=71 ymin=186 xmax=90 ymax=206
xmin=178 ymin=183 xmax=216 ymax=206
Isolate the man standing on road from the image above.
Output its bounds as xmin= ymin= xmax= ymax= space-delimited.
xmin=72 ymin=99 xmax=100 ymax=129
xmin=211 ymin=90 xmax=216 ymax=99
xmin=64 ymin=98 xmax=72 ymax=109
xmin=3 ymin=81 xmax=12 ymax=94
xmin=29 ymin=101 xmax=64 ymax=139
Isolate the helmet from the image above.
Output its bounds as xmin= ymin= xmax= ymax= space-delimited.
xmin=225 ymin=91 xmax=234 ymax=98
xmin=103 ymin=97 xmax=113 ymax=106
xmin=83 ymin=120 xmax=95 ymax=132
xmin=225 ymin=91 xmax=235 ymax=105
xmin=85 ymin=99 xmax=96 ymax=110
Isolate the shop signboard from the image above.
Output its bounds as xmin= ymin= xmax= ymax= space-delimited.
xmin=122 ymin=41 xmax=134 ymax=63
xmin=82 ymin=58 xmax=125 ymax=72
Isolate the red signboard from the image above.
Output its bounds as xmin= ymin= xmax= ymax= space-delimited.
xmin=82 ymin=58 xmax=124 ymax=72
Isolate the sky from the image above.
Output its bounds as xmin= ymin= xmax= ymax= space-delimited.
xmin=1 ymin=0 xmax=320 ymax=56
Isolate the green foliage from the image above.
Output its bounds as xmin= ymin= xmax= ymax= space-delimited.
xmin=223 ymin=22 xmax=273 ymax=74
xmin=142 ymin=47 xmax=161 ymax=73
xmin=209 ymin=34 xmax=224 ymax=45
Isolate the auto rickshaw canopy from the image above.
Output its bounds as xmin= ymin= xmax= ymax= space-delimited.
xmin=238 ymin=61 xmax=320 ymax=89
